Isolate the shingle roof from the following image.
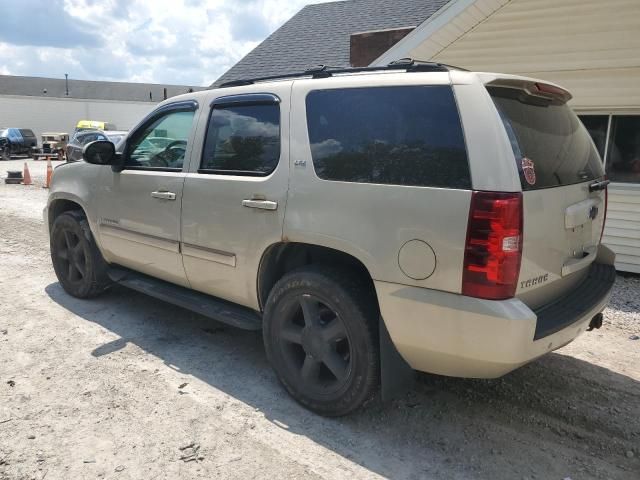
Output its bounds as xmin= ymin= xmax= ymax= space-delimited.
xmin=0 ymin=74 xmax=202 ymax=102
xmin=211 ymin=0 xmax=451 ymax=87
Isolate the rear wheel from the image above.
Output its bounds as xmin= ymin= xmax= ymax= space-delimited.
xmin=263 ymin=266 xmax=379 ymax=416
xmin=1 ymin=147 xmax=9 ymax=161
xmin=50 ymin=211 xmax=111 ymax=298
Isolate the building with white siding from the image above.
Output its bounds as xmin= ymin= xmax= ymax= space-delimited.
xmin=0 ymin=75 xmax=202 ymax=141
xmin=214 ymin=0 xmax=640 ymax=273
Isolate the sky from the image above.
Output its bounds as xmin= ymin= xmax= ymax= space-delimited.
xmin=0 ymin=0 xmax=331 ymax=87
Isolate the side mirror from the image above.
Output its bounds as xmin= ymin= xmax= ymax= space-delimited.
xmin=83 ymin=140 xmax=115 ymax=165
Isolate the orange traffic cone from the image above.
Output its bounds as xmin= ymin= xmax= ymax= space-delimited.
xmin=22 ymin=162 xmax=33 ymax=185
xmin=43 ymin=158 xmax=53 ymax=189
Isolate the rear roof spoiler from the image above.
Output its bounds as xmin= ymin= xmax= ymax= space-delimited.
xmin=485 ymin=78 xmax=572 ymax=104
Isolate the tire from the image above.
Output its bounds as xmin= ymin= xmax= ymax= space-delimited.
xmin=50 ymin=210 xmax=111 ymax=298
xmin=263 ymin=266 xmax=379 ymax=416
xmin=1 ymin=147 xmax=9 ymax=161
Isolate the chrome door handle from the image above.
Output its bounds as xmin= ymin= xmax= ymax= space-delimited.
xmin=151 ymin=191 xmax=176 ymax=200
xmin=242 ymin=199 xmax=278 ymax=210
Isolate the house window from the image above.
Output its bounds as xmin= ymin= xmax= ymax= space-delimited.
xmin=607 ymin=116 xmax=640 ymax=183
xmin=579 ymin=114 xmax=640 ymax=184
xmin=578 ymin=115 xmax=608 ymax=160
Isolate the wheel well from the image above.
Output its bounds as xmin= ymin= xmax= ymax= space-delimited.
xmin=257 ymin=242 xmax=377 ymax=311
xmin=48 ymin=199 xmax=84 ymax=230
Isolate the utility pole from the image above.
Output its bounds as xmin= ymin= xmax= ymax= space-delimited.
xmin=65 ymin=73 xmax=69 ymax=96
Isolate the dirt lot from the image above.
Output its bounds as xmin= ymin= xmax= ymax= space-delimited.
xmin=1 ymin=160 xmax=639 ymax=480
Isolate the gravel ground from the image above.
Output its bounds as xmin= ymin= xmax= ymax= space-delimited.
xmin=606 ymin=273 xmax=640 ymax=337
xmin=0 ymin=161 xmax=639 ymax=480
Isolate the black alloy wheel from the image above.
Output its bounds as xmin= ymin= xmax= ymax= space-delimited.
xmin=53 ymin=227 xmax=89 ymax=286
xmin=50 ymin=211 xmax=110 ymax=298
xmin=277 ymin=293 xmax=353 ymax=395
xmin=263 ymin=266 xmax=379 ymax=416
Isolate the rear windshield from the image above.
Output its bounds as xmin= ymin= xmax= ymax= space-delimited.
xmin=19 ymin=129 xmax=35 ymax=138
xmin=106 ymin=133 xmax=126 ymax=145
xmin=489 ymin=87 xmax=603 ymax=190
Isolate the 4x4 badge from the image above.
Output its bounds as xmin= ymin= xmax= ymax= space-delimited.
xmin=522 ymin=157 xmax=536 ymax=186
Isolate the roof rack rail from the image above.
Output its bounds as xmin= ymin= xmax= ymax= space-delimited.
xmin=217 ymin=58 xmax=467 ymax=88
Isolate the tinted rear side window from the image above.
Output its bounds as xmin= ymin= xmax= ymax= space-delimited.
xmin=489 ymin=87 xmax=603 ymax=190
xmin=305 ymin=86 xmax=470 ymax=189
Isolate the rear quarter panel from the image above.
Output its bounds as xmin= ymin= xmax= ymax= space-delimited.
xmin=286 ymin=75 xmax=473 ymax=293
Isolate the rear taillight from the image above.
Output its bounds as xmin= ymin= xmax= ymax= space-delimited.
xmin=533 ymin=82 xmax=572 ymax=102
xmin=462 ymin=191 xmax=523 ymax=300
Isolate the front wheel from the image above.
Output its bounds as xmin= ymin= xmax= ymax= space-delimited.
xmin=263 ymin=266 xmax=379 ymax=416
xmin=50 ymin=211 xmax=111 ymax=298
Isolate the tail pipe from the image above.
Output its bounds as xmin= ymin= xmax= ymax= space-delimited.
xmin=587 ymin=312 xmax=603 ymax=331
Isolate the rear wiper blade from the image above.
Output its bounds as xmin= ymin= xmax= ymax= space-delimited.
xmin=589 ymin=179 xmax=610 ymax=192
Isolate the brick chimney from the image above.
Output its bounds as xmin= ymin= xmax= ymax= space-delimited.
xmin=350 ymin=27 xmax=415 ymax=67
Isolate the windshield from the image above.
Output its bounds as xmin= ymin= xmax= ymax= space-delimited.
xmin=489 ymin=87 xmax=604 ymax=190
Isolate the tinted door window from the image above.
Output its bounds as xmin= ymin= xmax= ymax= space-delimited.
xmin=201 ymin=103 xmax=280 ymax=175
xmin=305 ymin=86 xmax=470 ymax=189
xmin=607 ymin=116 xmax=640 ymax=183
xmin=489 ymin=87 xmax=603 ymax=190
xmin=127 ymin=110 xmax=195 ymax=170
xmin=579 ymin=115 xmax=608 ymax=160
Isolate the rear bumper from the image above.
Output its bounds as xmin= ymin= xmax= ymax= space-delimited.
xmin=376 ymin=250 xmax=616 ymax=378
xmin=533 ymin=262 xmax=616 ymax=339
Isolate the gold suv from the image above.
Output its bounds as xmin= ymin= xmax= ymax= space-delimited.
xmin=45 ymin=61 xmax=616 ymax=416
